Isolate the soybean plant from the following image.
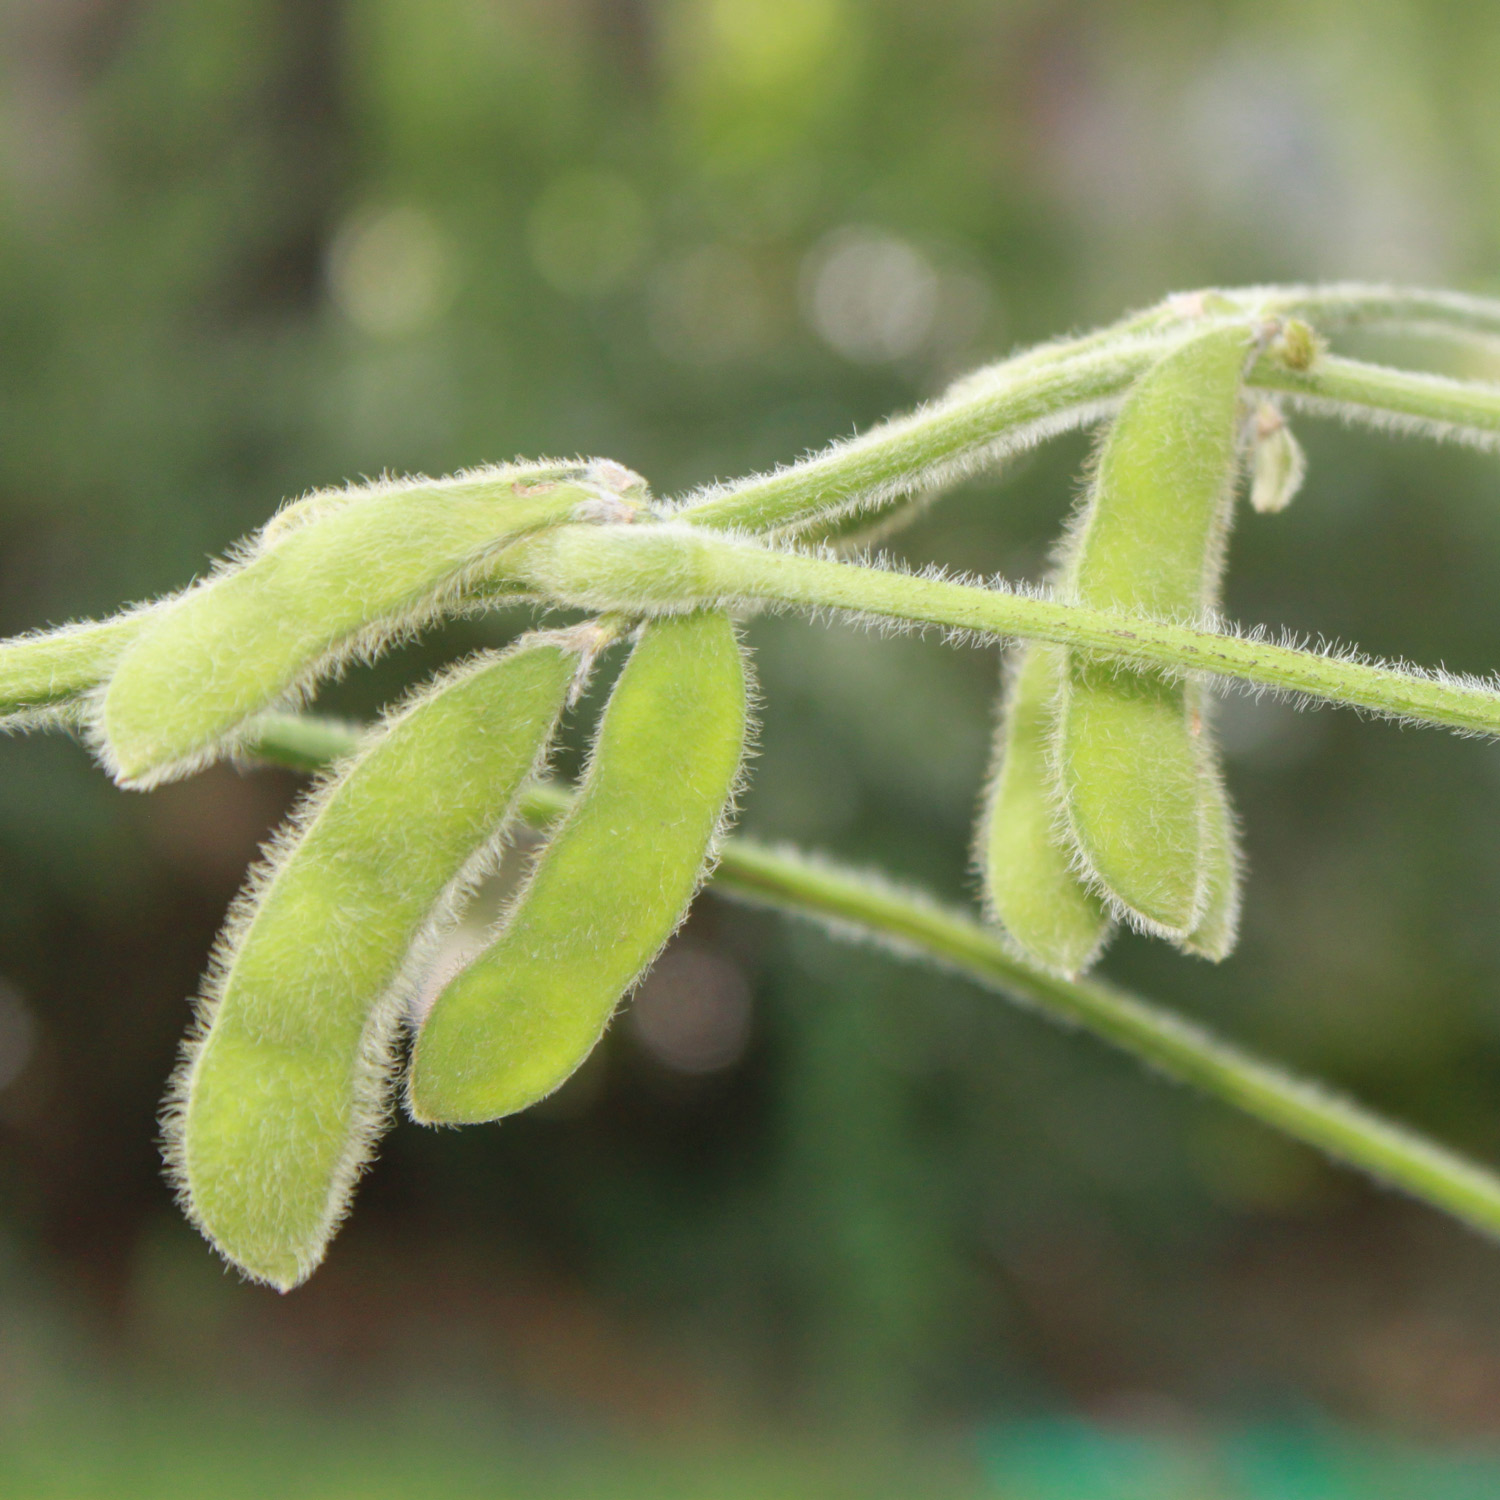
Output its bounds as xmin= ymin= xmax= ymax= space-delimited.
xmin=7 ymin=283 xmax=1500 ymax=1288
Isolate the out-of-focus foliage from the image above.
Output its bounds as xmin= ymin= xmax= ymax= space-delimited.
xmin=5 ymin=0 xmax=1500 ymax=1457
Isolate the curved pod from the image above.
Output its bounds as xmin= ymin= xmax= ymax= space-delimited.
xmin=1055 ymin=323 xmax=1255 ymax=942
xmin=166 ymin=633 xmax=586 ymax=1289
xmin=0 ymin=610 xmax=150 ymax=731
xmin=1180 ymin=739 xmax=1242 ymax=961
xmin=979 ymin=642 xmax=1113 ymax=976
xmin=409 ymin=609 xmax=750 ymax=1125
xmin=97 ymin=463 xmax=612 ymax=788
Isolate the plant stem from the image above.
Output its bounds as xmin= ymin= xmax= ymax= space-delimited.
xmin=0 ymin=614 xmax=144 ymax=725
xmin=1255 ymin=353 xmax=1500 ymax=449
xmin=672 ymin=281 xmax=1500 ymax=538
xmin=673 ymin=342 xmax=1500 ymax=541
xmin=712 ymin=840 xmax=1500 ymax=1241
xmin=1241 ymin=282 xmax=1500 ymax=341
xmin=10 ymin=344 xmax=1500 ymax=733
xmin=8 ymin=302 xmax=1500 ymax=729
xmin=673 ymin=334 xmax=1171 ymax=536
xmin=498 ymin=524 xmax=1500 ymax=739
xmin=239 ymin=713 xmax=1500 ymax=1241
xmin=238 ymin=710 xmax=368 ymax=772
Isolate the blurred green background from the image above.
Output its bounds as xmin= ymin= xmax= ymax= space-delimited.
xmin=5 ymin=1 xmax=1500 ymax=1494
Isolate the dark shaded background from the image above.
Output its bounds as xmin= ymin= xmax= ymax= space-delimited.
xmin=5 ymin=0 xmax=1500 ymax=1491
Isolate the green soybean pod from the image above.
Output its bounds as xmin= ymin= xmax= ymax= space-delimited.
xmin=978 ymin=642 xmax=1113 ymax=976
xmin=1055 ymin=323 xmax=1255 ymax=940
xmin=1058 ymin=659 xmax=1213 ymax=937
xmin=1180 ymin=731 xmax=1242 ymax=961
xmin=165 ymin=630 xmax=589 ymax=1289
xmin=0 ymin=609 xmax=151 ymax=731
xmin=408 ymin=609 xmax=749 ymax=1125
xmin=96 ymin=461 xmax=627 ymax=789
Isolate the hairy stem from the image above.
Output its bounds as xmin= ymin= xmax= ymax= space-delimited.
xmin=673 ymin=334 xmax=1171 ymax=536
xmin=712 ymin=841 xmax=1500 ymax=1240
xmin=238 ymin=714 xmax=1500 ymax=1241
xmin=7 ymin=307 xmax=1500 ymax=731
xmin=238 ymin=710 xmax=369 ymax=772
xmin=1255 ymin=353 xmax=1500 ymax=449
xmin=1241 ymin=282 xmax=1500 ymax=342
xmin=498 ymin=524 xmax=1500 ymax=739
xmin=673 ymin=340 xmax=1500 ymax=540
xmin=0 ymin=613 xmax=145 ymax=725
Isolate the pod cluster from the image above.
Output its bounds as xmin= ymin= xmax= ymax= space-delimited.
xmin=0 ymin=306 xmax=1328 ymax=1289
xmin=979 ymin=320 xmax=1305 ymax=976
xmin=65 ymin=460 xmax=751 ymax=1289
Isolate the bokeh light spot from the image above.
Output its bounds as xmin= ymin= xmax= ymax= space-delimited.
xmin=327 ymin=204 xmax=455 ymax=337
xmin=629 ymin=945 xmax=752 ymax=1075
xmin=704 ymin=0 xmax=849 ymax=89
xmin=801 ymin=227 xmax=939 ymax=363
xmin=528 ymin=170 xmax=649 ymax=297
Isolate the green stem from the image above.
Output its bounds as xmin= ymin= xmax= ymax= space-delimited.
xmin=1254 ymin=352 xmax=1500 ymax=448
xmin=8 ymin=301 xmax=1500 ymax=731
xmin=674 ymin=339 xmax=1500 ymax=541
xmin=713 ymin=841 xmax=1500 ymax=1240
xmin=1240 ymin=282 xmax=1500 ymax=341
xmin=672 ymin=282 xmax=1500 ymax=538
xmin=672 ymin=333 xmax=1172 ymax=536
xmin=239 ymin=713 xmax=1500 ymax=1241
xmin=238 ymin=710 xmax=368 ymax=772
xmin=498 ymin=524 xmax=1500 ymax=739
xmin=0 ymin=613 xmax=145 ymax=726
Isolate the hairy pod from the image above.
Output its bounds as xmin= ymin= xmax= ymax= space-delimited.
xmin=96 ymin=461 xmax=634 ymax=788
xmin=166 ymin=631 xmax=588 ymax=1289
xmin=0 ymin=611 xmax=151 ymax=731
xmin=408 ymin=609 xmax=750 ymax=1124
xmin=1055 ymin=323 xmax=1255 ymax=943
xmin=978 ymin=643 xmax=1113 ymax=976
xmin=1179 ymin=734 xmax=1242 ymax=961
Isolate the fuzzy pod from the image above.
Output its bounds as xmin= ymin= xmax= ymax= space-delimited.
xmin=408 ymin=609 xmax=750 ymax=1125
xmin=978 ymin=643 xmax=1113 ymax=976
xmin=0 ymin=610 xmax=151 ymax=731
xmin=1179 ymin=722 xmax=1243 ymax=961
xmin=1055 ymin=322 xmax=1255 ymax=941
xmin=96 ymin=462 xmax=630 ymax=789
xmin=1057 ymin=660 xmax=1211 ymax=935
xmin=166 ymin=631 xmax=589 ymax=1290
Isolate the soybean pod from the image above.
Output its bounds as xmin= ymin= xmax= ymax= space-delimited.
xmin=97 ymin=461 xmax=635 ymax=788
xmin=166 ymin=631 xmax=589 ymax=1289
xmin=1054 ymin=323 xmax=1256 ymax=943
xmin=408 ymin=609 xmax=749 ymax=1125
xmin=979 ymin=642 xmax=1113 ymax=976
xmin=0 ymin=610 xmax=150 ymax=731
xmin=1182 ymin=749 xmax=1242 ymax=961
